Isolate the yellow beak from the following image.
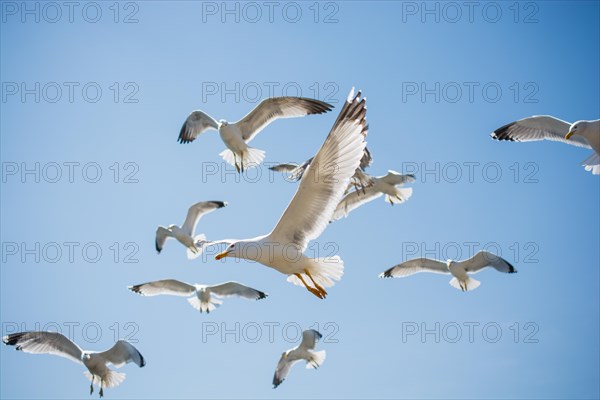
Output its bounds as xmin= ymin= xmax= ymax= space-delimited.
xmin=215 ymin=250 xmax=229 ymax=260
xmin=565 ymin=131 xmax=574 ymax=140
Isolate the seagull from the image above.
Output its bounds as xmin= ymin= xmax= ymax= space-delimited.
xmin=273 ymin=329 xmax=325 ymax=388
xmin=178 ymin=97 xmax=333 ymax=172
xmin=3 ymin=331 xmax=145 ymax=398
xmin=380 ymin=250 xmax=517 ymax=291
xmin=128 ymin=279 xmax=267 ymax=313
xmin=214 ymin=88 xmax=368 ymax=299
xmin=156 ymin=200 xmax=227 ymax=259
xmin=269 ymin=147 xmax=373 ymax=190
xmin=491 ymin=116 xmax=600 ymax=174
xmin=331 ymin=171 xmax=415 ymax=222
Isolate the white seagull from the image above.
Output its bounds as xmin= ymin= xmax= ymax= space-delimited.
xmin=380 ymin=250 xmax=517 ymax=291
xmin=156 ymin=200 xmax=227 ymax=259
xmin=128 ymin=279 xmax=267 ymax=313
xmin=331 ymin=170 xmax=414 ymax=222
xmin=3 ymin=331 xmax=145 ymax=398
xmin=273 ymin=329 xmax=326 ymax=388
xmin=178 ymin=97 xmax=333 ymax=172
xmin=491 ymin=116 xmax=600 ymax=174
xmin=214 ymin=88 xmax=368 ymax=299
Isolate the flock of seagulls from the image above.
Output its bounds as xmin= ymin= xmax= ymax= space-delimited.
xmin=3 ymin=88 xmax=598 ymax=396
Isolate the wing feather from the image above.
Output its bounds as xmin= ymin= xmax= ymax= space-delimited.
xmin=181 ymin=201 xmax=227 ymax=236
xmin=380 ymin=258 xmax=449 ymax=278
xmin=207 ymin=282 xmax=267 ymax=300
xmin=331 ymin=186 xmax=382 ymax=221
xmin=459 ymin=251 xmax=517 ymax=274
xmin=155 ymin=226 xmax=173 ymax=253
xmin=235 ymin=97 xmax=333 ymax=142
xmin=178 ymin=110 xmax=220 ymax=144
xmin=99 ymin=340 xmax=145 ymax=368
xmin=2 ymin=331 xmax=83 ymax=364
xmin=269 ymin=89 xmax=368 ymax=250
xmin=128 ymin=279 xmax=196 ymax=297
xmin=491 ymin=115 xmax=591 ymax=148
xmin=299 ymin=329 xmax=322 ymax=350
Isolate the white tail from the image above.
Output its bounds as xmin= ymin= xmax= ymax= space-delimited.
xmin=187 ymin=296 xmax=222 ymax=313
xmin=582 ymin=153 xmax=600 ymax=175
xmin=187 ymin=234 xmax=207 ymax=260
xmin=449 ymin=277 xmax=481 ymax=292
xmin=384 ymin=187 xmax=413 ymax=205
xmin=287 ymin=256 xmax=344 ymax=288
xmin=219 ymin=147 xmax=265 ymax=170
xmin=84 ymin=370 xmax=126 ymax=389
xmin=306 ymin=350 xmax=326 ymax=369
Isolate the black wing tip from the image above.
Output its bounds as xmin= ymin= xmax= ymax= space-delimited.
xmin=257 ymin=291 xmax=268 ymax=300
xmin=3 ymin=332 xmax=28 ymax=347
xmin=491 ymin=122 xmax=518 ymax=141
xmin=128 ymin=285 xmax=143 ymax=294
xmin=138 ymin=351 xmax=146 ymax=368
xmin=273 ymin=378 xmax=284 ymax=388
xmin=210 ymin=201 xmax=227 ymax=209
xmin=380 ymin=269 xmax=394 ymax=278
xmin=506 ymin=260 xmax=518 ymax=273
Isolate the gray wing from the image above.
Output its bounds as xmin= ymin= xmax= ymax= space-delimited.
xmin=99 ymin=340 xmax=145 ymax=368
xmin=459 ymin=251 xmax=517 ymax=274
xmin=181 ymin=200 xmax=227 ymax=236
xmin=178 ymin=110 xmax=220 ymax=144
xmin=299 ymin=329 xmax=322 ymax=350
xmin=331 ymin=186 xmax=382 ymax=221
xmin=269 ymin=89 xmax=368 ymax=251
xmin=128 ymin=279 xmax=196 ymax=297
xmin=269 ymin=163 xmax=300 ymax=173
xmin=270 ymin=157 xmax=313 ymax=181
xmin=207 ymin=282 xmax=267 ymax=300
xmin=491 ymin=115 xmax=591 ymax=148
xmin=380 ymin=258 xmax=449 ymax=278
xmin=3 ymin=331 xmax=83 ymax=364
xmin=273 ymin=353 xmax=299 ymax=388
xmin=234 ymin=97 xmax=333 ymax=142
xmin=155 ymin=226 xmax=173 ymax=254
xmin=380 ymin=171 xmax=416 ymax=186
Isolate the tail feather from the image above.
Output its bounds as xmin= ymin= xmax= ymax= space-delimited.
xmin=449 ymin=277 xmax=481 ymax=292
xmin=582 ymin=152 xmax=600 ymax=175
xmin=219 ymin=147 xmax=265 ymax=170
xmin=187 ymin=296 xmax=222 ymax=313
xmin=187 ymin=234 xmax=207 ymax=260
xmin=306 ymin=350 xmax=326 ymax=369
xmin=83 ymin=370 xmax=126 ymax=389
xmin=287 ymin=256 xmax=344 ymax=288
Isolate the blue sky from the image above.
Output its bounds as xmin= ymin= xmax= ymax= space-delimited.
xmin=1 ymin=1 xmax=599 ymax=399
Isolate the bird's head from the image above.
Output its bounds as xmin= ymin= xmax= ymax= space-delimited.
xmin=282 ymin=351 xmax=289 ymax=359
xmin=215 ymin=241 xmax=240 ymax=260
xmin=168 ymin=224 xmax=177 ymax=229
xmin=565 ymin=120 xmax=587 ymax=140
xmin=82 ymin=353 xmax=91 ymax=361
xmin=219 ymin=119 xmax=228 ymax=127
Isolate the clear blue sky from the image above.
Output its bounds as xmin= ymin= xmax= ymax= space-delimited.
xmin=1 ymin=1 xmax=599 ymax=399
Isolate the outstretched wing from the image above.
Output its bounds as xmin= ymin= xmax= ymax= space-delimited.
xmin=380 ymin=258 xmax=449 ymax=278
xmin=181 ymin=201 xmax=227 ymax=236
xmin=273 ymin=353 xmax=300 ymax=388
xmin=155 ymin=226 xmax=173 ymax=254
xmin=128 ymin=279 xmax=196 ymax=297
xmin=99 ymin=340 xmax=145 ymax=368
xmin=269 ymin=89 xmax=368 ymax=251
xmin=2 ymin=331 xmax=83 ymax=364
xmin=491 ymin=115 xmax=591 ymax=148
xmin=299 ymin=329 xmax=322 ymax=350
xmin=459 ymin=251 xmax=517 ymax=274
xmin=359 ymin=147 xmax=372 ymax=170
xmin=234 ymin=97 xmax=333 ymax=142
xmin=331 ymin=186 xmax=382 ymax=221
xmin=178 ymin=110 xmax=220 ymax=144
xmin=207 ymin=282 xmax=267 ymax=300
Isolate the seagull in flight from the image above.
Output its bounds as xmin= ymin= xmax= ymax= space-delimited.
xmin=156 ymin=200 xmax=227 ymax=259
xmin=331 ymin=170 xmax=414 ymax=222
xmin=491 ymin=116 xmax=600 ymax=174
xmin=214 ymin=88 xmax=368 ymax=299
xmin=128 ymin=279 xmax=267 ymax=313
xmin=3 ymin=331 xmax=145 ymax=398
xmin=178 ymin=97 xmax=333 ymax=172
xmin=273 ymin=329 xmax=326 ymax=388
xmin=380 ymin=250 xmax=517 ymax=291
